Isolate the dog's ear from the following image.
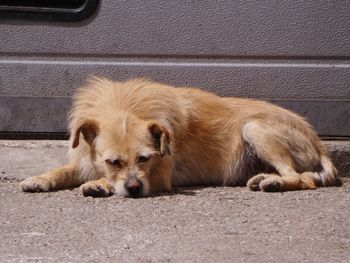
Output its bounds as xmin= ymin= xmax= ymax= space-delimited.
xmin=72 ymin=120 xmax=99 ymax=148
xmin=148 ymin=122 xmax=172 ymax=157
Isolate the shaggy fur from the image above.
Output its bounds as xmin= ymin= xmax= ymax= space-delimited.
xmin=21 ymin=77 xmax=341 ymax=197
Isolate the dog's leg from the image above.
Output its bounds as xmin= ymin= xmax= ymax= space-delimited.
xmin=21 ymin=164 xmax=82 ymax=192
xmin=243 ymin=121 xmax=320 ymax=192
xmin=248 ymin=172 xmax=317 ymax=192
xmin=80 ymin=178 xmax=114 ymax=197
xmin=259 ymin=172 xmax=317 ymax=192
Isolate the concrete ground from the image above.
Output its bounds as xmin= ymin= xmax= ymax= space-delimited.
xmin=0 ymin=140 xmax=350 ymax=263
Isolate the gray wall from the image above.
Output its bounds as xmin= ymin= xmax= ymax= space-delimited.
xmin=0 ymin=0 xmax=349 ymax=136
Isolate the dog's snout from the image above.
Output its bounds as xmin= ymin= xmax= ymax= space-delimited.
xmin=124 ymin=177 xmax=143 ymax=197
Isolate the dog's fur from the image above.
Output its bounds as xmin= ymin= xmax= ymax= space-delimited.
xmin=21 ymin=77 xmax=341 ymax=197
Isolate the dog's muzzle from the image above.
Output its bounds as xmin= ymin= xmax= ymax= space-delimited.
xmin=124 ymin=177 xmax=143 ymax=197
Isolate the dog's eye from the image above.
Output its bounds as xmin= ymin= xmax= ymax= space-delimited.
xmin=137 ymin=155 xmax=150 ymax=163
xmin=105 ymin=159 xmax=122 ymax=166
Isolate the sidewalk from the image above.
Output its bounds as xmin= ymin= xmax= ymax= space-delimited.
xmin=0 ymin=140 xmax=349 ymax=263
xmin=1 ymin=140 xmax=349 ymax=182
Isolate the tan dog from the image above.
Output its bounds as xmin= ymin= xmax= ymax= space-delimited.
xmin=21 ymin=78 xmax=341 ymax=197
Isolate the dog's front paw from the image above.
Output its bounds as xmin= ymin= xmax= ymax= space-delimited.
xmin=80 ymin=181 xmax=114 ymax=197
xmin=20 ymin=177 xmax=51 ymax=192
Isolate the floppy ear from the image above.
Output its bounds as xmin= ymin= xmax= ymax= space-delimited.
xmin=148 ymin=122 xmax=172 ymax=157
xmin=72 ymin=120 xmax=99 ymax=148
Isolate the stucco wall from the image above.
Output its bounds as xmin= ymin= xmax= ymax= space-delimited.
xmin=0 ymin=0 xmax=349 ymax=136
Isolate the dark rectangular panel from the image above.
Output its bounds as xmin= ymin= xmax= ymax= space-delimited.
xmin=0 ymin=0 xmax=99 ymax=22
xmin=0 ymin=97 xmax=348 ymax=137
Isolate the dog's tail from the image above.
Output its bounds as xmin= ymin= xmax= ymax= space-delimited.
xmin=313 ymin=153 xmax=342 ymax=187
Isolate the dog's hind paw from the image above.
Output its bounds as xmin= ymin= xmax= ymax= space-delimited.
xmin=247 ymin=174 xmax=270 ymax=191
xmin=259 ymin=177 xmax=283 ymax=192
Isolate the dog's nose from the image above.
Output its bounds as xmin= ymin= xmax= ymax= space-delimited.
xmin=124 ymin=177 xmax=143 ymax=197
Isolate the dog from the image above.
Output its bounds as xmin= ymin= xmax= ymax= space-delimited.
xmin=20 ymin=77 xmax=342 ymax=197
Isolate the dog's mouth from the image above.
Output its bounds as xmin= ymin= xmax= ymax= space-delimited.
xmin=127 ymin=192 xmax=144 ymax=198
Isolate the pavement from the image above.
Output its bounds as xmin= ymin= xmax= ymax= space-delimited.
xmin=0 ymin=140 xmax=349 ymax=263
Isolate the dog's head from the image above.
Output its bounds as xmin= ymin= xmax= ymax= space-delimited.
xmin=72 ymin=114 xmax=171 ymax=198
